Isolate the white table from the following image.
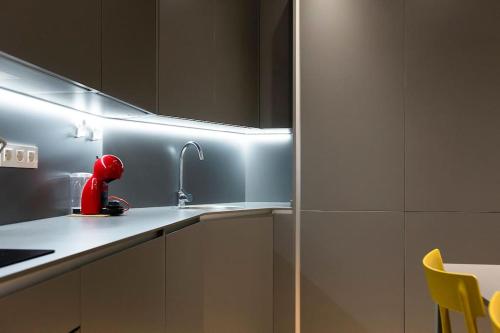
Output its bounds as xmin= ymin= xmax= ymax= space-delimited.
xmin=444 ymin=263 xmax=500 ymax=303
xmin=429 ymin=264 xmax=500 ymax=333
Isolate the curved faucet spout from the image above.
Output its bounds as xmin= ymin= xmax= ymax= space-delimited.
xmin=178 ymin=141 xmax=204 ymax=207
xmin=180 ymin=141 xmax=204 ymax=161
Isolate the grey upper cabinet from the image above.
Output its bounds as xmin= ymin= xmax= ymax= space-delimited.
xmin=214 ymin=0 xmax=259 ymax=127
xmin=0 ymin=269 xmax=81 ymax=333
xmin=102 ymin=0 xmax=157 ymax=112
xmin=81 ymin=237 xmax=165 ymax=333
xmin=158 ymin=0 xmax=260 ymax=127
xmin=260 ymin=0 xmax=292 ymax=128
xmin=0 ymin=0 xmax=101 ymax=89
xmin=159 ymin=0 xmax=216 ymax=123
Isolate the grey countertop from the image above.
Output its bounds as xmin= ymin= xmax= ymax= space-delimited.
xmin=0 ymin=202 xmax=291 ymax=283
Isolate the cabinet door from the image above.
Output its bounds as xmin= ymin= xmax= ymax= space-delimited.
xmin=203 ymin=214 xmax=274 ymax=333
xmin=158 ymin=0 xmax=259 ymax=127
xmin=102 ymin=0 xmax=157 ymax=112
xmin=0 ymin=0 xmax=101 ymax=88
xmin=165 ymin=222 xmax=204 ymax=333
xmin=165 ymin=215 xmax=273 ymax=333
xmin=214 ymin=0 xmax=259 ymax=127
xmin=0 ymin=269 xmax=81 ymax=333
xmin=81 ymin=236 xmax=165 ymax=333
xmin=158 ymin=0 xmax=215 ymax=122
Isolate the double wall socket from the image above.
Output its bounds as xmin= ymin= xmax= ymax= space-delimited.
xmin=0 ymin=143 xmax=38 ymax=169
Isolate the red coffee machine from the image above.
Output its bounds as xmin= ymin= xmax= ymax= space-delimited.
xmin=81 ymin=155 xmax=124 ymax=215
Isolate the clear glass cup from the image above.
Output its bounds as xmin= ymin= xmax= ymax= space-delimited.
xmin=70 ymin=172 xmax=92 ymax=214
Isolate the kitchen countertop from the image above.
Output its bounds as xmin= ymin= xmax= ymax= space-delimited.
xmin=0 ymin=202 xmax=291 ymax=284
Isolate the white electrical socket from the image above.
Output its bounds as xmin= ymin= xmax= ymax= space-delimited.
xmin=0 ymin=143 xmax=38 ymax=169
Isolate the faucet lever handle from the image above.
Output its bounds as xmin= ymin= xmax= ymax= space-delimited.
xmin=178 ymin=190 xmax=193 ymax=203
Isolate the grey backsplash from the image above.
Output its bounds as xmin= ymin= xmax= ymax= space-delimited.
xmin=0 ymin=90 xmax=102 ymax=226
xmin=103 ymin=118 xmax=293 ymax=207
xmin=0 ymin=91 xmax=292 ymax=225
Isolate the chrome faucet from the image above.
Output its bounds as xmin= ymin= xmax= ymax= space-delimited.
xmin=178 ymin=141 xmax=204 ymax=207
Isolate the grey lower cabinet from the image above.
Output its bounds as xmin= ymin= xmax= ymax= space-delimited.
xmin=165 ymin=214 xmax=274 ymax=333
xmin=81 ymin=236 xmax=166 ymax=333
xmin=0 ymin=269 xmax=81 ymax=333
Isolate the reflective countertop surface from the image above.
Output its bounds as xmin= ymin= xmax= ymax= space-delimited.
xmin=0 ymin=202 xmax=291 ymax=282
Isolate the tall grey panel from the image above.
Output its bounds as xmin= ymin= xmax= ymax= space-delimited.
xmin=405 ymin=0 xmax=500 ymax=212
xmin=0 ymin=0 xmax=101 ymax=88
xmin=102 ymin=119 xmax=246 ymax=207
xmin=405 ymin=212 xmax=500 ymax=333
xmin=300 ymin=0 xmax=404 ymax=211
xmin=301 ymin=211 xmax=404 ymax=333
xmin=245 ymin=135 xmax=293 ymax=202
xmin=0 ymin=91 xmax=102 ymax=225
xmin=260 ymin=0 xmax=292 ymax=128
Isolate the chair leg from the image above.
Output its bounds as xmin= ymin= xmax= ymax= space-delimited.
xmin=436 ymin=304 xmax=442 ymax=333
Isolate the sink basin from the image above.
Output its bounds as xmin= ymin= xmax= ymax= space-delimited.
xmin=181 ymin=205 xmax=242 ymax=210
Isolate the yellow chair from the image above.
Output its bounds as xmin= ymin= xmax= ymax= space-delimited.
xmin=422 ymin=249 xmax=486 ymax=333
xmin=489 ymin=292 xmax=500 ymax=333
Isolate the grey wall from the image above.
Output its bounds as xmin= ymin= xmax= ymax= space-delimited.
xmin=245 ymin=135 xmax=293 ymax=203
xmin=300 ymin=0 xmax=500 ymax=332
xmin=103 ymin=118 xmax=293 ymax=207
xmin=102 ymin=119 xmax=246 ymax=207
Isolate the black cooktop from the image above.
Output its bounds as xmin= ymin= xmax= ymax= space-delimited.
xmin=0 ymin=249 xmax=55 ymax=268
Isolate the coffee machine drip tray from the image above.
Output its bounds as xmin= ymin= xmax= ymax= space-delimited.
xmin=0 ymin=249 xmax=54 ymax=268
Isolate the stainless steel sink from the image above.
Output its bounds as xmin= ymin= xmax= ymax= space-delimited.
xmin=180 ymin=205 xmax=242 ymax=210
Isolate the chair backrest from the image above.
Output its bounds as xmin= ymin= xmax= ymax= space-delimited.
xmin=489 ymin=292 xmax=500 ymax=333
xmin=422 ymin=249 xmax=486 ymax=333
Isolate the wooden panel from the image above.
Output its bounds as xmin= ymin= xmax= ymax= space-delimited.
xmin=405 ymin=0 xmax=500 ymax=212
xmin=0 ymin=0 xmax=101 ymax=88
xmin=204 ymin=214 xmax=273 ymax=333
xmin=0 ymin=269 xmax=80 ymax=333
xmin=81 ymin=237 xmax=165 ymax=333
xmin=214 ymin=0 xmax=259 ymax=127
xmin=300 ymin=0 xmax=404 ymax=211
xmin=158 ymin=0 xmax=215 ymax=121
xmin=102 ymin=0 xmax=157 ymax=111
xmin=301 ymin=211 xmax=404 ymax=333
xmin=165 ymin=222 xmax=204 ymax=333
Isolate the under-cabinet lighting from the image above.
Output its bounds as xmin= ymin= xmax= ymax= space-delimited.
xmin=0 ymin=86 xmax=292 ymax=140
